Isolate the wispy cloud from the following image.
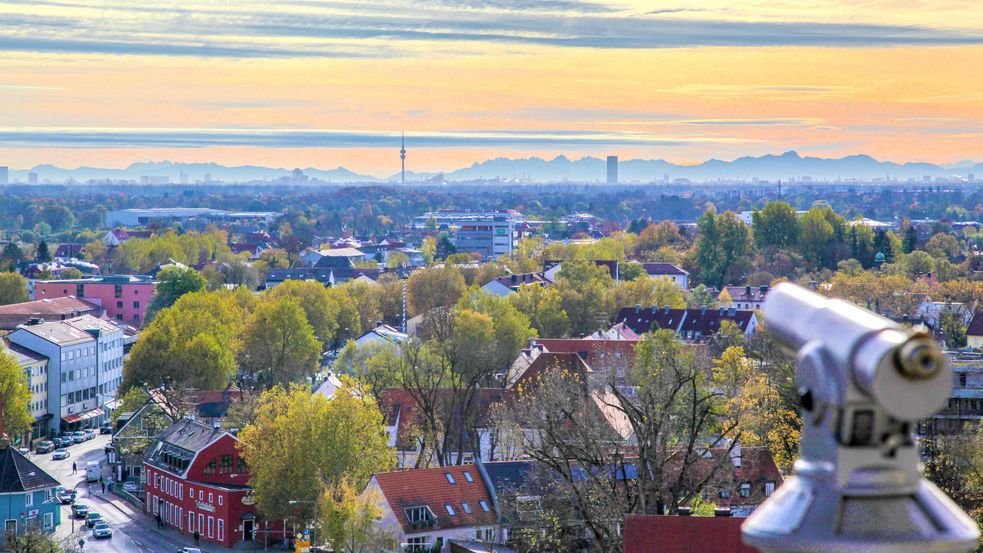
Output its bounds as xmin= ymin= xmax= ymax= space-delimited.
xmin=0 ymin=127 xmax=760 ymax=148
xmin=1 ymin=1 xmax=982 ymax=59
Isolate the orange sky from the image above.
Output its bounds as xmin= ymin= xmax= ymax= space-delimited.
xmin=1 ymin=1 xmax=982 ymax=176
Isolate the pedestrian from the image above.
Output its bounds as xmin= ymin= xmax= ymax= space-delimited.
xmin=101 ymin=481 xmax=105 ymax=493
xmin=194 ymin=530 xmax=200 ymax=546
xmin=72 ymin=462 xmax=77 ymax=474
xmin=155 ymin=513 xmax=162 ymax=528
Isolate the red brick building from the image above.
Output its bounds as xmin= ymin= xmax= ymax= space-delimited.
xmin=143 ymin=418 xmax=270 ymax=548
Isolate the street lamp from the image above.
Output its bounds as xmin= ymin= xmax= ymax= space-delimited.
xmin=288 ymin=499 xmax=317 ymax=552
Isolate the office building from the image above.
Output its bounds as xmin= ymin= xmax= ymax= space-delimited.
xmin=34 ymin=275 xmax=156 ymax=327
xmin=27 ymin=172 xmax=38 ymax=184
xmin=414 ymin=210 xmax=522 ymax=258
xmin=607 ymin=155 xmax=618 ymax=184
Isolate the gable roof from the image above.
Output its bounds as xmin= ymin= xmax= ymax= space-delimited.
xmin=614 ymin=306 xmax=688 ymax=335
xmin=968 ymin=311 xmax=983 ymax=337
xmin=379 ymin=388 xmax=509 ymax=452
xmin=640 ymin=262 xmax=688 ymax=276
xmin=508 ymin=351 xmax=592 ymax=389
xmin=373 ymin=465 xmax=497 ymax=533
xmin=532 ymin=339 xmax=638 ymax=370
xmin=0 ymin=444 xmax=60 ymax=493
xmin=614 ymin=306 xmax=756 ymax=338
xmin=144 ymin=418 xmax=231 ymax=477
xmin=723 ymin=285 xmax=770 ymax=304
xmin=485 ymin=272 xmax=549 ymax=292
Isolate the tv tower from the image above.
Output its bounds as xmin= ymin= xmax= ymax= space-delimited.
xmin=400 ymin=132 xmax=406 ymax=184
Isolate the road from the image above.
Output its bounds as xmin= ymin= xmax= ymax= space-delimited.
xmin=30 ymin=434 xmax=228 ymax=553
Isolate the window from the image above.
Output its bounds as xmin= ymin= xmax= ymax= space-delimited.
xmin=207 ymin=516 xmax=214 ymax=538
xmin=444 ymin=472 xmax=456 ymax=484
xmin=179 ymin=484 xmax=183 ymax=500
xmin=44 ymin=513 xmax=53 ymax=529
xmin=199 ymin=490 xmax=204 ymax=500
xmin=765 ymin=482 xmax=776 ymax=496
xmin=218 ymin=495 xmax=223 ymax=506
xmin=445 ymin=504 xmax=456 ymax=516
xmin=204 ymin=458 xmax=217 ymax=474
xmin=189 ymin=487 xmax=194 ymax=497
xmin=740 ymin=483 xmax=751 ymax=498
xmin=116 ymin=314 xmax=123 ymax=321
xmin=116 ymin=301 xmax=123 ymax=308
xmin=463 ymin=471 xmax=474 ymax=483
xmin=720 ymin=489 xmax=732 ymax=499
xmin=208 ymin=493 xmax=213 ymax=503
xmin=462 ymin=502 xmax=472 ymax=514
xmin=220 ymin=454 xmax=234 ymax=473
xmin=960 ymin=373 xmax=968 ymax=387
xmin=24 ymin=492 xmax=33 ymax=507
xmin=133 ymin=301 xmax=140 ymax=308
xmin=478 ymin=500 xmax=490 ymax=512
xmin=237 ymin=457 xmax=249 ymax=473
xmin=199 ymin=514 xmax=204 ymax=533
xmin=188 ymin=512 xmax=194 ymax=531
xmin=218 ymin=519 xmax=224 ymax=541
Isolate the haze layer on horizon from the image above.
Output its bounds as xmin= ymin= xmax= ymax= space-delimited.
xmin=2 ymin=0 xmax=982 ymax=175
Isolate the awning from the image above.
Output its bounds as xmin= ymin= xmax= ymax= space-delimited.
xmin=80 ymin=408 xmax=104 ymax=421
xmin=103 ymin=398 xmax=122 ymax=410
xmin=62 ymin=414 xmax=82 ymax=424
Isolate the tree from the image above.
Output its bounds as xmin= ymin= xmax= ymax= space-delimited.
xmin=435 ymin=233 xmax=457 ymax=260
xmin=0 ymin=272 xmax=29 ymax=305
xmin=509 ymin=283 xmax=569 ymax=338
xmin=239 ymin=296 xmax=321 ymax=387
xmin=637 ymin=221 xmax=683 ymax=258
xmin=553 ymin=260 xmax=614 ymax=337
xmin=925 ymin=233 xmax=962 ymax=262
xmin=35 ymin=240 xmax=50 ymax=262
xmin=321 ymin=479 xmax=398 ymax=553
xmin=0 ymin=242 xmax=23 ymax=271
xmin=407 ymin=265 xmax=466 ymax=317
xmin=265 ymin=280 xmax=341 ymax=348
xmin=718 ymin=287 xmax=733 ymax=307
xmin=686 ymin=284 xmax=718 ymax=309
xmin=0 ymin=350 xmax=34 ymax=439
xmin=237 ymin=385 xmax=394 ymax=527
xmin=752 ymin=202 xmax=799 ymax=249
xmin=940 ymin=309 xmax=968 ymax=349
xmin=3 ymin=526 xmax=65 ymax=553
xmin=695 ymin=209 xmax=750 ymax=288
xmin=146 ymin=266 xmax=207 ymax=322
xmin=123 ymin=290 xmax=246 ymax=391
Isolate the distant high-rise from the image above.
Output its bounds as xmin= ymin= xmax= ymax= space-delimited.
xmin=204 ymin=173 xmax=212 ymax=183
xmin=400 ymin=132 xmax=406 ymax=184
xmin=179 ymin=171 xmax=188 ymax=184
xmin=28 ymin=172 xmax=37 ymax=184
xmin=606 ymin=155 xmax=618 ymax=184
xmin=0 ymin=166 xmax=7 ymax=185
xmin=970 ymin=173 xmax=976 ymax=183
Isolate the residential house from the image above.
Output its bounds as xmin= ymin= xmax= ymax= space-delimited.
xmin=102 ymin=229 xmax=153 ymax=247
xmin=144 ymin=418 xmax=276 ymax=548
xmin=53 ymin=243 xmax=85 ymax=259
xmin=0 ymin=296 xmax=102 ymax=331
xmin=638 ymin=262 xmax=689 ymax=289
xmin=7 ymin=315 xmax=125 ymax=433
xmin=355 ymin=324 xmax=409 ymax=348
xmin=366 ymin=465 xmax=501 ymax=552
xmin=110 ymin=388 xmax=179 ymax=483
xmin=614 ymin=305 xmax=758 ymax=342
xmin=479 ymin=273 xmax=548 ymax=297
xmin=187 ymin=383 xmax=247 ymax=427
xmin=543 ymin=259 xmax=619 ymax=283
xmin=301 ymin=247 xmax=366 ymax=268
xmin=968 ymin=312 xmax=983 ymax=349
xmin=2 ymin=344 xmax=50 ymax=443
xmin=34 ymin=275 xmax=156 ymax=327
xmin=721 ymin=285 xmax=770 ymax=310
xmin=0 ymin=437 xmax=61 ymax=542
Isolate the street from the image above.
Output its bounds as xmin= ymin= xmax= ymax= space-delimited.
xmin=30 ymin=434 xmax=229 ymax=553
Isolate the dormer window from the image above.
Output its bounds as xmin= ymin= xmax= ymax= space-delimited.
xmin=445 ymin=473 xmax=456 ymax=484
xmin=404 ymin=506 xmax=437 ymax=530
xmin=462 ymin=471 xmax=474 ymax=483
xmin=445 ymin=504 xmax=456 ymax=516
xmin=462 ymin=502 xmax=472 ymax=514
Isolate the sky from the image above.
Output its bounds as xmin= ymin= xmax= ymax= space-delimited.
xmin=1 ymin=0 xmax=982 ymax=176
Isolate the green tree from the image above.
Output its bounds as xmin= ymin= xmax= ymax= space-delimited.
xmin=35 ymin=240 xmax=51 ymax=262
xmin=457 ymin=291 xmax=536 ymax=370
xmin=122 ymin=290 xmax=245 ymax=391
xmin=686 ymin=284 xmax=718 ymax=309
xmin=553 ymin=260 xmax=614 ymax=337
xmin=752 ymin=202 xmax=799 ymax=249
xmin=407 ymin=265 xmax=466 ymax=316
xmin=695 ymin=209 xmax=750 ymax=287
xmin=265 ymin=280 xmax=341 ymax=348
xmin=798 ymin=208 xmax=835 ymax=267
xmin=240 ymin=296 xmax=321 ymax=387
xmin=435 ymin=233 xmax=457 ymax=260
xmin=0 ymin=242 xmax=23 ymax=271
xmin=146 ymin=266 xmax=207 ymax=322
xmin=509 ymin=283 xmax=570 ymax=338
xmin=321 ymin=479 xmax=398 ymax=553
xmin=237 ymin=385 xmax=394 ymax=529
xmin=940 ymin=309 xmax=968 ymax=349
xmin=925 ymin=233 xmax=962 ymax=262
xmin=0 ymin=272 xmax=29 ymax=305
xmin=0 ymin=350 xmax=34 ymax=438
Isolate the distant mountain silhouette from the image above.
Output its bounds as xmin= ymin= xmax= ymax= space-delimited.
xmin=8 ymin=152 xmax=983 ymax=184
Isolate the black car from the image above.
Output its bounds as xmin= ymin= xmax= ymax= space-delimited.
xmin=35 ymin=440 xmax=54 ymax=454
xmin=99 ymin=424 xmax=112 ymax=435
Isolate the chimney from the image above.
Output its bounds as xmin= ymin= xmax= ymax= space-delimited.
xmin=511 ymin=274 xmax=517 ymax=283
xmin=700 ymin=306 xmax=707 ymax=316
xmin=678 ymin=507 xmax=692 ymax=516
xmin=745 ymin=285 xmax=751 ymax=297
xmin=719 ymin=307 xmax=725 ymax=316
xmin=664 ymin=306 xmax=670 ymax=315
xmin=635 ymin=304 xmax=641 ymax=314
xmin=714 ymin=508 xmax=732 ymax=517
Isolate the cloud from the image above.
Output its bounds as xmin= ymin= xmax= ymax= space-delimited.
xmin=1 ymin=1 xmax=982 ymax=59
xmin=0 ymin=127 xmax=759 ymax=149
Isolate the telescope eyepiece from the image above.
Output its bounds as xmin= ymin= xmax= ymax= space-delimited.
xmin=896 ymin=337 xmax=941 ymax=380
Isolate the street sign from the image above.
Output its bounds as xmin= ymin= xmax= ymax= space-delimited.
xmin=295 ymin=539 xmax=310 ymax=553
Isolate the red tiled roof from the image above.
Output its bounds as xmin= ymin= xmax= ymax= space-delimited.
xmin=379 ymin=388 xmax=509 ymax=452
xmin=534 ymin=339 xmax=638 ymax=370
xmin=374 ymin=465 xmax=497 ymax=533
xmin=510 ymin=351 xmax=591 ymax=390
xmin=624 ymin=515 xmax=758 ymax=553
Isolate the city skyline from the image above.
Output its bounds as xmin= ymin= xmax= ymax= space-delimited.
xmin=1 ymin=1 xmax=982 ymax=174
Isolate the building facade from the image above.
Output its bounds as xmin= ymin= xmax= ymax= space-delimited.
xmin=34 ymin=276 xmax=156 ymax=327
xmin=414 ymin=210 xmax=522 ymax=259
xmin=143 ymin=418 xmax=271 ymax=548
xmin=2 ymin=345 xmax=50 ymax=443
xmin=6 ymin=315 xmax=124 ymax=434
xmin=0 ymin=297 xmax=102 ymax=331
xmin=0 ymin=438 xmax=62 ymax=542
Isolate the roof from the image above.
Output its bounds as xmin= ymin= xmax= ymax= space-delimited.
xmin=144 ymin=418 xmax=231 ymax=476
xmin=481 ymin=460 xmax=547 ymax=497
xmin=2 ymin=343 xmax=47 ymax=366
xmin=358 ymin=324 xmax=408 ymax=344
xmin=615 ymin=306 xmax=756 ymax=338
xmin=640 ymin=262 xmax=688 ymax=276
xmin=373 ymin=464 xmax=497 ymax=533
xmin=677 ymin=308 xmax=756 ymax=337
xmin=0 ymin=443 xmax=60 ymax=493
xmin=319 ymin=247 xmax=365 ymax=258
xmin=16 ymin=320 xmax=95 ymax=346
xmin=380 ymin=388 xmax=508 ymax=452
xmin=63 ymin=314 xmax=121 ymax=335
xmin=36 ymin=275 xmax=155 ymax=285
xmin=623 ymin=515 xmax=757 ymax=553
xmin=968 ymin=312 xmax=983 ymax=337
xmin=614 ymin=306 xmax=688 ymax=335
xmin=723 ymin=285 xmax=770 ymax=303
xmin=54 ymin=243 xmax=85 ymax=257
xmin=509 ymin=351 xmax=592 ymax=389
xmin=532 ymin=339 xmax=638 ymax=370
xmin=0 ymin=296 xmax=100 ymax=317
xmin=486 ymin=272 xmax=549 ymax=291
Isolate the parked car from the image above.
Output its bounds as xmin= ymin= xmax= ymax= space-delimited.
xmin=36 ymin=440 xmax=54 ymax=454
xmin=52 ymin=448 xmax=70 ymax=460
xmin=72 ymin=503 xmax=89 ymax=518
xmin=99 ymin=424 xmax=112 ymax=435
xmin=85 ymin=512 xmax=102 ymax=528
xmin=57 ymin=491 xmax=74 ymax=504
xmin=51 ymin=437 xmax=64 ymax=448
xmin=16 ymin=447 xmax=29 ymax=456
xmin=92 ymin=521 xmax=112 ymax=539
xmin=83 ymin=429 xmax=96 ymax=440
xmin=72 ymin=432 xmax=86 ymax=444
xmin=178 ymin=548 xmax=202 ymax=553
xmin=121 ymin=481 xmax=139 ymax=493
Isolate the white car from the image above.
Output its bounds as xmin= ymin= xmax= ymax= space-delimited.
xmin=122 ymin=481 xmax=139 ymax=493
xmin=179 ymin=548 xmax=202 ymax=553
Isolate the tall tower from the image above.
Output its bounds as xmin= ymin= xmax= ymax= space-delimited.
xmin=606 ymin=155 xmax=618 ymax=184
xmin=400 ymin=132 xmax=406 ymax=184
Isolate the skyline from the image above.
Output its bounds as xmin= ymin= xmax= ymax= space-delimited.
xmin=2 ymin=1 xmax=983 ymax=174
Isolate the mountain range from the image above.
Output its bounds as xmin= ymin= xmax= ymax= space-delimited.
xmin=7 ymin=152 xmax=982 ymax=184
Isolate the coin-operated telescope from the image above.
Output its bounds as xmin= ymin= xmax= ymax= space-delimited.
xmin=742 ymin=283 xmax=979 ymax=553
